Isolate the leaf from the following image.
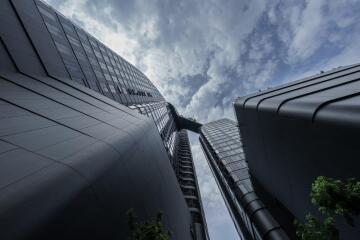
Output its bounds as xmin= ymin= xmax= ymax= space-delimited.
xmin=127 ymin=209 xmax=171 ymax=240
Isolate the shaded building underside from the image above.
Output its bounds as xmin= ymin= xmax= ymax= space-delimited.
xmin=0 ymin=50 xmax=194 ymax=240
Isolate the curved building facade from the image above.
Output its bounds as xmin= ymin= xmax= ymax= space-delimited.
xmin=0 ymin=0 xmax=207 ymax=239
xmin=234 ymin=64 xmax=360 ymax=239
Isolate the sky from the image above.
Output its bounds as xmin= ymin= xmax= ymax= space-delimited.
xmin=44 ymin=0 xmax=360 ymax=239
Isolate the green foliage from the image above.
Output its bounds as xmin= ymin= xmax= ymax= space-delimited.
xmin=127 ymin=209 xmax=171 ymax=240
xmin=295 ymin=176 xmax=360 ymax=240
xmin=310 ymin=176 xmax=360 ymax=226
xmin=295 ymin=214 xmax=339 ymax=240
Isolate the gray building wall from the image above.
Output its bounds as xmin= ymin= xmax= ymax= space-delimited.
xmin=0 ymin=0 xmax=195 ymax=239
xmin=234 ymin=64 xmax=360 ymax=239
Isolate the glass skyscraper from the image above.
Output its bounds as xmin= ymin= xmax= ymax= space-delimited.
xmin=174 ymin=130 xmax=209 ymax=240
xmin=200 ymin=119 xmax=289 ymax=240
xmin=35 ymin=0 xmax=180 ymax=158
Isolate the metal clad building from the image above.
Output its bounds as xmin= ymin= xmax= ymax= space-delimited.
xmin=234 ymin=64 xmax=360 ymax=239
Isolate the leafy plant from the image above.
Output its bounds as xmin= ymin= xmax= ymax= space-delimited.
xmin=127 ymin=209 xmax=171 ymax=240
xmin=294 ymin=214 xmax=339 ymax=240
xmin=311 ymin=176 xmax=360 ymax=226
xmin=295 ymin=176 xmax=360 ymax=240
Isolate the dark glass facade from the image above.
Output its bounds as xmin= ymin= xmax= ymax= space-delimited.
xmin=173 ymin=130 xmax=209 ymax=240
xmin=36 ymin=0 xmax=162 ymax=104
xmin=200 ymin=119 xmax=289 ymax=240
xmin=34 ymin=0 xmax=179 ymax=161
xmin=129 ymin=102 xmax=178 ymax=155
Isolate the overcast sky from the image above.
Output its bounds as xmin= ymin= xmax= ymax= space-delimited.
xmin=44 ymin=0 xmax=360 ymax=239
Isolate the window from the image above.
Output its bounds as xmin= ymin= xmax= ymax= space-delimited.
xmin=99 ymin=82 xmax=108 ymax=92
xmin=108 ymin=66 xmax=114 ymax=74
xmin=103 ymin=55 xmax=110 ymax=63
xmin=94 ymin=50 xmax=102 ymax=58
xmin=77 ymin=32 xmax=87 ymax=41
xmin=116 ymin=85 xmax=122 ymax=94
xmin=62 ymin=23 xmax=74 ymax=33
xmin=67 ymin=34 xmax=81 ymax=47
xmin=37 ymin=6 xmax=56 ymax=21
xmin=45 ymin=22 xmax=61 ymax=36
xmin=81 ymin=43 xmax=92 ymax=53
xmin=108 ymin=83 xmax=116 ymax=93
xmin=93 ymin=69 xmax=103 ymax=79
xmin=99 ymin=61 xmax=107 ymax=70
xmin=88 ymin=57 xmax=98 ymax=66
xmin=74 ymin=51 xmax=87 ymax=61
xmin=104 ymin=73 xmax=112 ymax=81
xmin=55 ymin=41 xmax=71 ymax=55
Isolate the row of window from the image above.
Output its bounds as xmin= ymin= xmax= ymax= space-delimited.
xmin=129 ymin=102 xmax=177 ymax=156
xmin=176 ymin=131 xmax=203 ymax=219
xmin=201 ymin=128 xmax=264 ymax=239
xmin=36 ymin=0 xmax=163 ymax=106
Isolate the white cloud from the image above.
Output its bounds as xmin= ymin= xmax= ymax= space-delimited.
xmin=46 ymin=0 xmax=268 ymax=123
xmin=286 ymin=0 xmax=326 ymax=62
xmin=283 ymin=0 xmax=360 ymax=64
xmin=326 ymin=36 xmax=360 ymax=68
xmin=46 ymin=0 xmax=360 ymax=123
